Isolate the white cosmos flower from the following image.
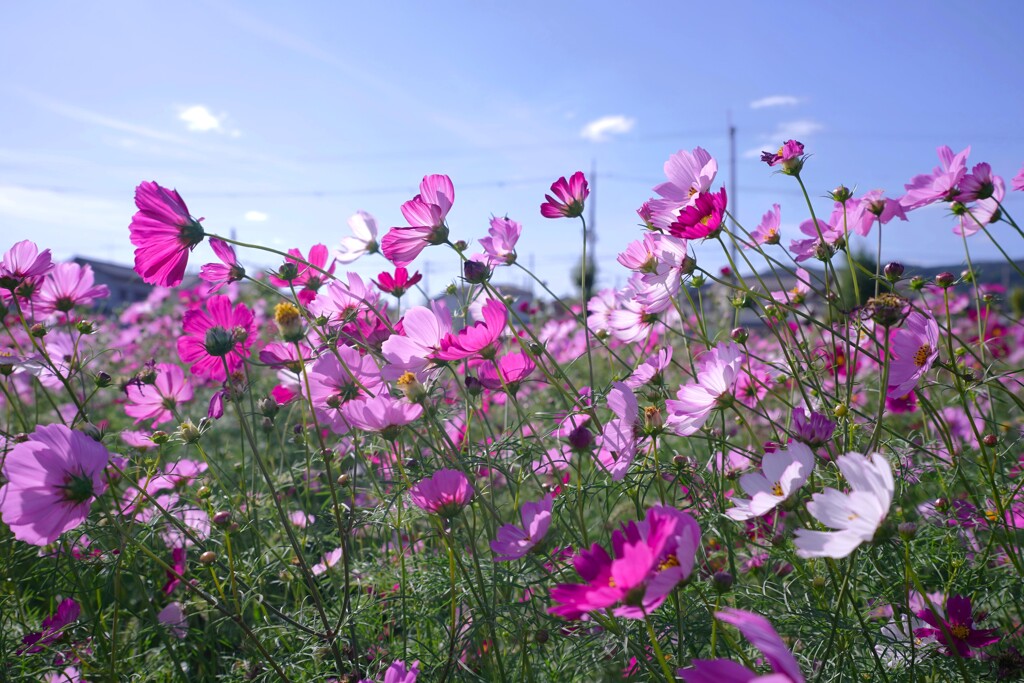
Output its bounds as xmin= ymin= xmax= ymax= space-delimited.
xmin=726 ymin=442 xmax=815 ymax=521
xmin=794 ymin=452 xmax=894 ymax=559
xmin=335 ymin=210 xmax=379 ymax=264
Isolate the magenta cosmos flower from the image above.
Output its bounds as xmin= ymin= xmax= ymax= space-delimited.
xmin=268 ymin=243 xmax=336 ymax=305
xmin=540 ymin=171 xmax=589 ymax=218
xmin=176 ymin=295 xmax=256 ymax=381
xmin=0 ymin=424 xmax=110 ymax=546
xmin=381 ymin=174 xmax=454 ymax=267
xmin=490 ymin=494 xmax=553 ymax=561
xmin=549 ymin=506 xmax=700 ymax=620
xmin=199 ymin=238 xmax=245 ymax=292
xmin=887 ymin=311 xmax=939 ymax=398
xmin=915 ymin=595 xmax=998 ymax=658
xmin=668 ymin=187 xmax=728 ymax=240
xmin=129 ymin=181 xmax=205 ymax=287
xmin=435 ymin=298 xmax=507 ymax=361
xmin=409 ymin=469 xmax=474 ymax=517
xmin=19 ymin=597 xmax=80 ymax=654
xmin=680 ymin=608 xmax=804 ymax=683
xmin=761 ymin=139 xmax=806 ymax=175
xmin=374 ymin=267 xmax=422 ymax=297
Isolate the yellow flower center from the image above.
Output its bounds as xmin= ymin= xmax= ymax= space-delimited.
xmin=771 ymin=482 xmax=784 ymax=496
xmin=658 ymin=555 xmax=680 ymax=572
xmin=949 ymin=623 xmax=970 ymax=640
xmin=397 ymin=371 xmax=417 ymax=387
xmin=274 ymin=302 xmax=301 ymax=327
xmin=913 ymin=343 xmax=932 ymax=368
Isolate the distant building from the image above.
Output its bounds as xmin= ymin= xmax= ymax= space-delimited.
xmin=71 ymin=257 xmax=199 ymax=313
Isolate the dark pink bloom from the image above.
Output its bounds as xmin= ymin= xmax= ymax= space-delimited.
xmin=125 ymin=363 xmax=194 ymax=426
xmin=19 ymin=598 xmax=80 ymax=654
xmin=37 ymin=262 xmax=109 ymax=314
xmin=0 ymin=424 xmax=110 ymax=546
xmin=268 ymin=244 xmax=336 ymax=305
xmin=176 ymin=295 xmax=256 ymax=381
xmin=901 ymin=145 xmax=970 ymax=211
xmin=958 ymin=162 xmax=997 ymax=202
xmin=887 ymin=311 xmax=939 ymax=398
xmin=409 ymin=469 xmax=473 ymax=517
xmin=435 ymin=299 xmax=507 ymax=361
xmin=129 ymin=181 xmax=205 ymax=287
xmin=381 ymin=174 xmax=454 ymax=267
xmin=791 ymin=408 xmax=835 ymax=449
xmin=915 ymin=595 xmax=998 ymax=658
xmin=163 ymin=546 xmax=186 ymax=594
xmin=380 ymin=660 xmax=419 ymax=683
xmin=955 ymin=175 xmax=1006 ymax=237
xmin=199 ymin=238 xmax=245 ymax=291
xmin=540 ymin=171 xmax=589 ymax=219
xmin=761 ymin=140 xmax=806 ymax=174
xmin=549 ymin=506 xmax=700 ymax=620
xmin=0 ymin=239 xmax=54 ymax=290
xmin=490 ymin=494 xmax=553 ymax=561
xmin=374 ymin=267 xmax=422 ymax=297
xmin=476 ymin=351 xmax=535 ymax=393
xmin=667 ymin=187 xmax=727 ymax=240
xmin=680 ymin=608 xmax=804 ymax=682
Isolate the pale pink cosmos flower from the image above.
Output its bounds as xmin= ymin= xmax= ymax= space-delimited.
xmin=199 ymin=238 xmax=245 ymax=291
xmin=382 ymin=174 xmax=454 ymax=266
xmin=887 ymin=311 xmax=939 ymax=398
xmin=409 ymin=469 xmax=473 ymax=517
xmin=478 ymin=215 xmax=522 ymax=266
xmin=490 ymin=494 xmax=553 ymax=561
xmin=435 ymin=298 xmax=507 ymax=361
xmin=955 ymin=174 xmax=1006 ymax=237
xmin=380 ymin=302 xmax=452 ymax=381
xmin=635 ymin=234 xmax=691 ymax=313
xmin=0 ymin=239 xmax=54 ymax=290
xmin=307 ymin=345 xmax=385 ymax=433
xmin=665 ymin=342 xmax=745 ymax=436
xmin=789 ymin=216 xmax=844 ymax=262
xmin=794 ymin=452 xmax=894 ymax=559
xmin=129 ymin=181 xmax=205 ymax=287
xmin=342 ymin=393 xmax=422 ymax=436
xmin=312 ymin=547 xmax=343 ymax=575
xmin=745 ymin=203 xmax=781 ymax=248
xmin=476 ymin=351 xmax=535 ymax=393
xmin=680 ymin=608 xmax=804 ymax=683
xmin=0 ymin=424 xmax=110 ymax=546
xmin=336 ymin=210 xmax=379 ymax=264
xmin=125 ymin=362 xmax=194 ymax=426
xmin=901 ymin=145 xmax=971 ymax=211
xmin=596 ymin=382 xmax=640 ymax=480
xmin=623 ymin=346 xmax=672 ymax=389
xmin=307 ymin=273 xmax=382 ymax=329
xmin=726 ymin=442 xmax=815 ymax=521
xmin=1013 ymin=164 xmax=1024 ymax=192
xmin=770 ymin=267 xmax=813 ymax=306
xmin=617 ymin=232 xmax=660 ymax=273
xmin=158 ymin=601 xmax=188 ymax=639
xmin=37 ymin=262 xmax=109 ymax=315
xmin=646 ymin=147 xmax=717 ymax=230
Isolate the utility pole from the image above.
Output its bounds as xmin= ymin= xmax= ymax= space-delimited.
xmin=728 ymin=112 xmax=738 ymax=280
xmin=588 ymin=158 xmax=597 ymax=288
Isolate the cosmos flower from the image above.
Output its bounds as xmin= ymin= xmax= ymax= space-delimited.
xmin=667 ymin=187 xmax=727 ymax=240
xmin=793 ymin=452 xmax=894 ymax=559
xmin=129 ymin=181 xmax=205 ymax=287
xmin=0 ymin=424 xmax=110 ymax=546
xmin=665 ymin=342 xmax=745 ymax=436
xmin=746 ymin=203 xmax=782 ymax=247
xmin=381 ymin=174 xmax=454 ymax=266
xmin=0 ymin=239 xmax=54 ymax=291
xmin=540 ymin=171 xmax=589 ymax=219
xmin=490 ymin=494 xmax=553 ymax=561
xmin=478 ymin=215 xmax=522 ymax=266
xmin=176 ymin=295 xmax=256 ymax=381
xmin=374 ymin=267 xmax=422 ymax=297
xmin=409 ymin=469 xmax=474 ymax=517
xmin=336 ymin=210 xmax=380 ymax=264
xmin=915 ymin=595 xmax=998 ymax=658
xmin=124 ymin=362 xmax=194 ymax=426
xmin=680 ymin=608 xmax=804 ymax=682
xmin=901 ymin=145 xmax=970 ymax=211
xmin=887 ymin=311 xmax=940 ymax=398
xmin=726 ymin=442 xmax=815 ymax=521
xmin=199 ymin=238 xmax=245 ymax=292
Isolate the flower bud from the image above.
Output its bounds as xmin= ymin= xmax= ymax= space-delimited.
xmin=199 ymin=551 xmax=217 ymax=565
xmin=150 ymin=431 xmax=169 ymax=445
xmin=567 ymin=425 xmax=593 ymax=452
xmin=909 ymin=276 xmax=926 ymax=291
xmin=462 ymin=259 xmax=490 ymax=284
xmin=983 ymin=434 xmax=998 ymax=447
xmin=258 ymin=397 xmax=279 ymax=418
xmin=29 ymin=323 xmax=47 ymax=338
xmin=452 ymin=239 xmax=468 ymax=252
xmin=833 ymin=403 xmax=849 ymax=419
xmin=934 ymin=272 xmax=956 ymax=288
xmin=75 ymin=320 xmax=96 ymax=335
xmin=712 ymin=570 xmax=734 ymax=593
xmin=865 ymin=293 xmax=909 ymax=327
xmin=94 ymin=371 xmax=112 ymax=388
xmin=690 ymin=274 xmax=706 ymax=288
xmin=961 ymin=269 xmax=974 ymax=284
xmin=179 ymin=420 xmax=202 ymax=444
xmin=196 ymin=486 xmax=212 ymax=499
xmin=276 ymin=262 xmax=299 ymax=282
xmin=273 ymin=302 xmax=305 ymax=342
xmin=829 ymin=185 xmax=852 ymax=203
xmin=883 ymin=262 xmax=904 ymax=281
xmin=730 ymin=326 xmax=749 ymax=344
xmin=898 ymin=522 xmax=917 ymax=540
xmin=213 ymin=511 xmax=232 ymax=527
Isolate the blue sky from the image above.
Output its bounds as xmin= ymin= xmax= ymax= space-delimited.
xmin=3 ymin=1 xmax=1023 ymax=298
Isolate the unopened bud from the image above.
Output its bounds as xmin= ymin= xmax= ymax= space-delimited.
xmin=829 ymin=185 xmax=852 ymax=203
xmin=833 ymin=403 xmax=849 ymax=419
xmin=730 ymin=326 xmax=749 ymax=344
xmin=909 ymin=276 xmax=926 ymax=291
xmin=199 ymin=551 xmax=217 ymax=565
xmin=934 ymin=272 xmax=956 ymax=288
xmin=462 ymin=259 xmax=490 ymax=284
xmin=960 ymin=269 xmax=974 ymax=284
xmin=29 ymin=323 xmax=47 ymax=338
xmin=452 ymin=240 xmax=468 ymax=252
xmin=258 ymin=397 xmax=278 ymax=418
xmin=898 ymin=522 xmax=917 ymax=540
xmin=75 ymin=320 xmax=96 ymax=335
xmin=276 ymin=262 xmax=299 ymax=282
xmin=213 ymin=511 xmax=232 ymax=526
xmin=94 ymin=371 xmax=112 ymax=388
xmin=983 ymin=434 xmax=998 ymax=447
xmin=712 ymin=570 xmax=734 ymax=593
xmin=883 ymin=262 xmax=904 ymax=281
xmin=196 ymin=486 xmax=212 ymax=499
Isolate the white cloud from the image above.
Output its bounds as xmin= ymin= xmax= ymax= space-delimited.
xmin=580 ymin=115 xmax=635 ymax=142
xmin=244 ymin=210 xmax=268 ymax=222
xmin=179 ymin=105 xmax=226 ymax=132
xmin=775 ymin=119 xmax=824 ymax=138
xmin=750 ymin=95 xmax=801 ymax=109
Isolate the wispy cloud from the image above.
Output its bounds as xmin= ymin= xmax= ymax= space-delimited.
xmin=749 ymin=95 xmax=801 ymax=109
xmin=244 ymin=210 xmax=268 ymax=222
xmin=744 ymin=119 xmax=825 ymax=159
xmin=580 ymin=115 xmax=635 ymax=142
xmin=178 ymin=105 xmax=241 ymax=137
xmin=0 ymin=184 xmax=127 ymax=255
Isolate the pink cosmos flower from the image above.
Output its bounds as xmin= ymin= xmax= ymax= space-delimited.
xmin=596 ymin=382 xmax=640 ymax=480
xmin=268 ymin=244 xmax=336 ymax=305
xmin=635 ymin=234 xmax=692 ymax=313
xmin=666 ymin=342 xmax=745 ymax=436
xmin=176 ymin=295 xmax=256 ymax=381
xmin=312 ymin=547 xmax=343 ymax=575
xmin=158 ymin=601 xmax=188 ymax=639
xmin=125 ymin=363 xmax=194 ymax=426
xmin=1013 ymin=164 xmax=1024 ymax=192
xmin=409 ymin=469 xmax=474 ymax=517
xmin=199 ymin=238 xmax=245 ymax=291
xmin=843 ymin=190 xmax=908 ymax=237
xmin=364 ymin=660 xmax=419 ymax=683
xmin=336 ymin=210 xmax=379 ymax=264
xmin=680 ymin=608 xmax=804 ymax=683
xmin=36 ymin=262 xmax=109 ymax=315
xmin=726 ymin=443 xmax=815 ymax=521
xmin=746 ymin=203 xmax=782 ymax=247
xmin=887 ymin=311 xmax=939 ymax=398
xmin=624 ymin=346 xmax=672 ymax=389
xmin=901 ymin=145 xmax=970 ymax=211
xmin=476 ymin=351 xmax=536 ymax=393
xmin=667 ymin=187 xmax=727 ymax=240
xmin=380 ymin=303 xmax=452 ymax=381
xmin=307 ymin=346 xmax=385 ymax=433
xmin=0 ymin=424 xmax=110 ymax=546
xmin=381 ymin=174 xmax=454 ymax=267
xmin=490 ymin=494 xmax=553 ymax=561
xmin=435 ymin=298 xmax=507 ymax=361
xmin=789 ymin=216 xmax=844 ymax=263
xmin=478 ymin=215 xmax=522 ymax=266
xmin=770 ymin=267 xmax=813 ymax=306
xmin=955 ymin=174 xmax=1006 ymax=237
xmin=0 ymin=239 xmax=54 ymax=292
xmin=761 ymin=140 xmax=806 ymax=172
xmin=540 ymin=171 xmax=589 ymax=218
xmin=654 ymin=147 xmax=718 ymax=208
xmin=129 ymin=181 xmax=206 ymax=287
xmin=793 ymin=452 xmax=894 ymax=559
xmin=342 ymin=393 xmax=422 ymax=437
xmin=791 ymin=408 xmax=836 ymax=449
xmin=307 ymin=273 xmax=382 ymax=328
xmin=374 ymin=267 xmax=422 ymax=297
xmin=549 ymin=506 xmax=700 ymax=620
xmin=19 ymin=597 xmax=80 ymax=653
xmin=915 ymin=595 xmax=998 ymax=658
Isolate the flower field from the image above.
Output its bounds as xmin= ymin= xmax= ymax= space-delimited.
xmin=1 ymin=142 xmax=1023 ymax=681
